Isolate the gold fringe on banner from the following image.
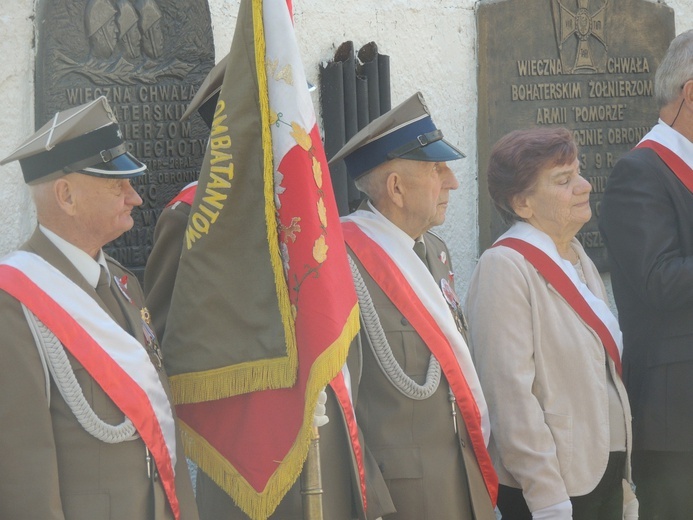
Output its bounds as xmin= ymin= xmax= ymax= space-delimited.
xmin=181 ymin=303 xmax=360 ymax=520
xmin=169 ymin=355 xmax=297 ymax=405
xmin=253 ymin=0 xmax=298 ymax=388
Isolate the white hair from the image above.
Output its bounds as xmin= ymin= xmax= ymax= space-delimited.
xmin=655 ymin=30 xmax=693 ymax=109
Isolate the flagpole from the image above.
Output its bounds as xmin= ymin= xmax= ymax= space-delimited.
xmin=301 ymin=426 xmax=324 ymax=520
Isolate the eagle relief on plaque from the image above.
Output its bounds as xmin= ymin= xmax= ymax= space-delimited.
xmin=477 ymin=0 xmax=675 ymax=271
xmin=35 ymin=0 xmax=215 ymax=278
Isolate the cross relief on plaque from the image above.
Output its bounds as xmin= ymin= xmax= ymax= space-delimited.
xmin=552 ymin=0 xmax=608 ymax=73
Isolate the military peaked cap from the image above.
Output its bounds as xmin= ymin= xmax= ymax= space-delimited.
xmin=329 ymin=91 xmax=465 ymax=179
xmin=1 ymin=96 xmax=145 ymax=184
xmin=181 ymin=54 xmax=230 ymax=129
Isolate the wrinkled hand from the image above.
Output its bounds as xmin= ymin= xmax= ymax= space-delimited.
xmin=532 ymin=499 xmax=572 ymax=519
xmin=313 ymin=388 xmax=329 ymax=428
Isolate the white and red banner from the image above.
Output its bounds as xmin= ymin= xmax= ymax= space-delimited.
xmin=162 ymin=0 xmax=360 ymax=518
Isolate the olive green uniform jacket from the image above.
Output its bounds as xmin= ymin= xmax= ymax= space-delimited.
xmin=347 ymin=230 xmax=496 ymax=520
xmin=0 ymin=229 xmax=199 ymax=520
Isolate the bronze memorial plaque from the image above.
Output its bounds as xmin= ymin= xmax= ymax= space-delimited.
xmin=477 ymin=0 xmax=674 ymax=270
xmin=35 ymin=0 xmax=215 ymax=278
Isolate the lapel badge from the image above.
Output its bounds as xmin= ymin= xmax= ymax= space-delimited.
xmin=439 ymin=251 xmax=447 ymax=265
xmin=114 ymin=275 xmax=133 ymax=304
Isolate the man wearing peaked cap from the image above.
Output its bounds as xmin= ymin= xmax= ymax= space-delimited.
xmin=0 ymin=97 xmax=199 ymax=520
xmin=339 ymin=92 xmax=498 ymax=519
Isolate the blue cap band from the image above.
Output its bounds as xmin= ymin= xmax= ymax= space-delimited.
xmin=344 ymin=116 xmax=436 ymax=179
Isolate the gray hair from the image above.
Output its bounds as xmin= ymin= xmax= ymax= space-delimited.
xmin=353 ymin=163 xmax=390 ymax=203
xmin=353 ymin=170 xmax=376 ymax=197
xmin=655 ymin=29 xmax=693 ymax=109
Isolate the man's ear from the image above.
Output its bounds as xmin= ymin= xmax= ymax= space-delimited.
xmin=684 ymin=79 xmax=693 ymax=106
xmin=385 ymin=171 xmax=405 ymax=209
xmin=54 ymin=177 xmax=78 ymax=216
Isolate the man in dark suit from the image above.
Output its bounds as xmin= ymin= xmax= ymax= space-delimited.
xmin=0 ymin=97 xmax=199 ymax=520
xmin=599 ymin=29 xmax=693 ymax=519
xmin=333 ymin=92 xmax=498 ymax=520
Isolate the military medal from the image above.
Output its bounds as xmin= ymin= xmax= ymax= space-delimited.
xmin=111 ymin=272 xmax=164 ymax=369
xmin=114 ymin=274 xmax=133 ymax=304
xmin=440 ymin=278 xmax=468 ymax=332
xmin=140 ymin=306 xmax=164 ymax=369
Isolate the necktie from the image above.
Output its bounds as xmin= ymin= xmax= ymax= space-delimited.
xmin=96 ymin=266 xmax=130 ymax=331
xmin=413 ymin=240 xmax=429 ymax=270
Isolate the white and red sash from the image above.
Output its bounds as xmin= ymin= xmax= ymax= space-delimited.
xmin=166 ymin=181 xmax=198 ymax=208
xmin=329 ymin=369 xmax=368 ymax=513
xmin=494 ymin=223 xmax=623 ymax=376
xmin=341 ymin=211 xmax=498 ymax=504
xmin=0 ymin=251 xmax=181 ymax=520
xmin=635 ymin=121 xmax=693 ymax=193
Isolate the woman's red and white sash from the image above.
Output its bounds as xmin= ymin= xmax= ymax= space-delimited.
xmin=635 ymin=122 xmax=693 ymax=193
xmin=341 ymin=211 xmax=498 ymax=504
xmin=493 ymin=223 xmax=623 ymax=376
xmin=0 ymin=251 xmax=181 ymax=520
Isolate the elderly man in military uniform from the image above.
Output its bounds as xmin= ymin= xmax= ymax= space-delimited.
xmin=0 ymin=97 xmax=199 ymax=520
xmin=332 ymin=92 xmax=499 ymax=520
